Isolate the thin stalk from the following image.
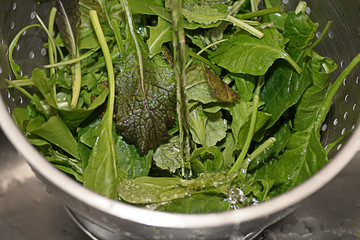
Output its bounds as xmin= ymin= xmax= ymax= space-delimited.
xmin=312 ymin=21 xmax=332 ymax=49
xmin=226 ymin=15 xmax=264 ymax=38
xmin=185 ymin=39 xmax=228 ymax=70
xmin=89 ymin=9 xmax=118 ymax=184
xmin=5 ymin=80 xmax=34 ymax=100
xmin=44 ymin=46 xmax=100 ymax=68
xmin=315 ymin=52 xmax=360 ymax=131
xmin=89 ymin=10 xmax=116 ymax=125
xmin=48 ymin=8 xmax=58 ymax=75
xmin=9 ymin=24 xmax=42 ymax=79
xmin=111 ymin=19 xmax=125 ymax=54
xmin=186 ymin=51 xmax=222 ymax=76
xmin=6 ymin=79 xmax=34 ymax=87
xmin=171 ymin=0 xmax=191 ymax=176
xmin=228 ymin=76 xmax=264 ymax=176
xmin=237 ymin=6 xmax=284 ymax=20
xmin=70 ymin=56 xmax=82 ymax=109
xmin=86 ymin=50 xmax=121 ymax=73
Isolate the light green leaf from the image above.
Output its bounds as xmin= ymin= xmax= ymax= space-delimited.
xmin=182 ymin=5 xmax=225 ymax=25
xmin=189 ymin=105 xmax=227 ymax=147
xmin=153 ymin=136 xmax=182 ymax=173
xmin=208 ymin=28 xmax=300 ymax=75
xmin=147 ymin=17 xmax=173 ymax=56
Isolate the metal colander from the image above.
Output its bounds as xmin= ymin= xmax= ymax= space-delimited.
xmin=1 ymin=0 xmax=360 ymax=239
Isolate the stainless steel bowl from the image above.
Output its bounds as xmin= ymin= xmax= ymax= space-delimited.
xmin=1 ymin=0 xmax=360 ymax=239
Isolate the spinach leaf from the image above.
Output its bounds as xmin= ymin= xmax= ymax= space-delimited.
xmin=208 ymin=28 xmax=301 ymax=76
xmin=27 ymin=116 xmax=80 ymax=159
xmin=293 ymin=54 xmax=337 ymax=131
xmin=115 ymin=135 xmax=153 ymax=179
xmin=260 ymin=11 xmax=318 ymax=128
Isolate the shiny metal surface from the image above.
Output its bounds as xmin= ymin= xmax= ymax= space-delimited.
xmin=1 ymin=129 xmax=360 ymax=239
xmin=1 ymin=0 xmax=360 ymax=239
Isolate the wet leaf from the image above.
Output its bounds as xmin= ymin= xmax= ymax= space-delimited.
xmin=114 ymin=41 xmax=176 ymax=154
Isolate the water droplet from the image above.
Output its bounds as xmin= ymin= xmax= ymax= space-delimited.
xmin=333 ymin=118 xmax=338 ymax=126
xmin=353 ymin=104 xmax=357 ymax=111
xmin=344 ymin=94 xmax=349 ymax=102
xmin=343 ymin=78 xmax=347 ymax=86
xmin=328 ymin=31 xmax=335 ymax=39
xmin=0 ymin=66 xmax=2 ymax=74
xmin=344 ymin=112 xmax=348 ymax=119
xmin=10 ymin=22 xmax=15 ymax=30
xmin=321 ymin=124 xmax=327 ymax=131
xmin=13 ymin=3 xmax=17 ymax=10
xmin=22 ymin=30 xmax=27 ymax=36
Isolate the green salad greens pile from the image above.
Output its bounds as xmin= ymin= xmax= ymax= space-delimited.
xmin=7 ymin=0 xmax=360 ymax=213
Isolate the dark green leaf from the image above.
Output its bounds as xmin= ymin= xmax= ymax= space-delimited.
xmin=293 ymin=54 xmax=337 ymax=131
xmin=115 ymin=135 xmax=153 ymax=179
xmin=27 ymin=116 xmax=80 ymax=159
xmin=272 ymin=127 xmax=328 ymax=195
xmin=114 ymin=41 xmax=176 ymax=154
xmin=260 ymin=12 xmax=318 ymax=127
xmin=83 ymin=112 xmax=118 ymax=199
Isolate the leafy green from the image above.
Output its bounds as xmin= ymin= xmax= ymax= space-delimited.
xmin=113 ymin=41 xmax=176 ymax=154
xmin=8 ymin=0 xmax=360 ymax=214
xmin=208 ymin=28 xmax=301 ymax=75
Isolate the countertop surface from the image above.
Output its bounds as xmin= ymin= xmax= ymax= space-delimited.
xmin=1 ymin=128 xmax=360 ymax=240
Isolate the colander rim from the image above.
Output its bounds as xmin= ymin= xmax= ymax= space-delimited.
xmin=0 ymin=94 xmax=359 ymax=229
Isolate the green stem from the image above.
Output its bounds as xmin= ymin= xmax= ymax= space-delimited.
xmin=315 ymin=52 xmax=360 ymax=131
xmin=44 ymin=47 xmax=100 ymax=68
xmin=312 ymin=21 xmax=332 ymax=49
xmin=228 ymin=76 xmax=264 ymax=176
xmin=9 ymin=24 xmax=42 ymax=79
xmin=185 ymin=39 xmax=228 ymax=70
xmin=111 ymin=19 xmax=125 ymax=54
xmin=6 ymin=79 xmax=34 ymax=87
xmin=86 ymin=50 xmax=121 ymax=73
xmin=89 ymin=10 xmax=116 ymax=121
xmin=171 ymin=0 xmax=191 ymax=176
xmin=5 ymin=80 xmax=34 ymax=100
xmin=70 ymin=52 xmax=82 ymax=109
xmin=225 ymin=15 xmax=264 ymax=38
xmin=186 ymin=51 xmax=222 ymax=76
xmin=48 ymin=8 xmax=58 ymax=75
xmin=237 ymin=6 xmax=284 ymax=20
